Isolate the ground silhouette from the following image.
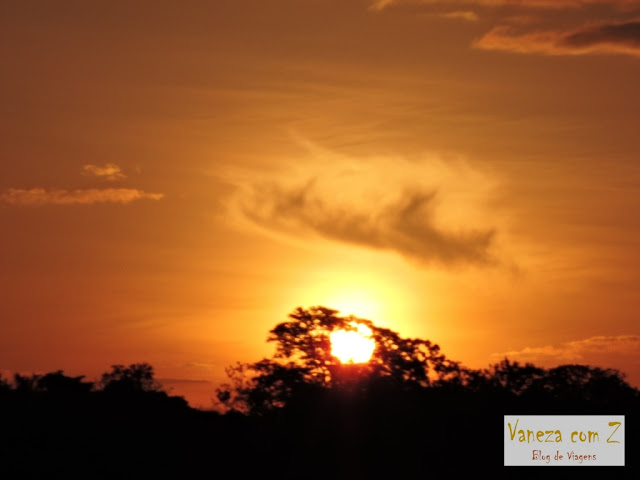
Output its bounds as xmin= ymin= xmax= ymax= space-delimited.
xmin=1 ymin=307 xmax=638 ymax=478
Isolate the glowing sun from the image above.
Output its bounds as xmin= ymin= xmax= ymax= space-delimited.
xmin=330 ymin=323 xmax=375 ymax=364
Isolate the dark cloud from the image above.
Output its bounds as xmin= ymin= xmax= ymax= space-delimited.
xmin=241 ymin=181 xmax=497 ymax=268
xmin=372 ymin=0 xmax=640 ymax=11
xmin=376 ymin=0 xmax=640 ymax=59
xmin=474 ymin=20 xmax=640 ymax=57
xmin=561 ymin=20 xmax=640 ymax=47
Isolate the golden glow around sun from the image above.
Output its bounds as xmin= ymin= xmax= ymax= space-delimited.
xmin=330 ymin=322 xmax=375 ymax=364
xmin=308 ymin=275 xmax=388 ymax=321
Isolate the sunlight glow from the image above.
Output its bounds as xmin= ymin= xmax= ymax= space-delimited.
xmin=330 ymin=323 xmax=375 ymax=364
xmin=288 ymin=259 xmax=422 ymax=341
xmin=316 ymin=281 xmax=386 ymax=321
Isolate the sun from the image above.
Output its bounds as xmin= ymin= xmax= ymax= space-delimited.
xmin=329 ymin=322 xmax=376 ymax=364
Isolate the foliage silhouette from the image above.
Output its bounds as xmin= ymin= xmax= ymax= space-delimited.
xmin=212 ymin=306 xmax=639 ymax=478
xmin=216 ymin=306 xmax=463 ymax=414
xmin=0 ymin=308 xmax=638 ymax=478
xmin=13 ymin=373 xmax=41 ymax=393
xmin=37 ymin=370 xmax=94 ymax=394
xmin=99 ymin=362 xmax=162 ymax=394
xmin=0 ymin=374 xmax=10 ymax=393
xmin=217 ymin=306 xmax=639 ymax=417
xmin=0 ymin=363 xmax=198 ymax=478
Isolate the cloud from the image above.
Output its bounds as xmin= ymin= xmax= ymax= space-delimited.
xmin=369 ymin=0 xmax=391 ymax=9
xmin=1 ymin=188 xmax=164 ymax=206
xmin=440 ymin=11 xmax=479 ymax=22
xmin=493 ymin=335 xmax=640 ymax=365
xmin=82 ymin=163 xmax=126 ymax=181
xmin=562 ymin=20 xmax=640 ymax=47
xmin=222 ymin=135 xmax=507 ymax=269
xmin=238 ymin=181 xmax=497 ymax=268
xmin=157 ymin=378 xmax=214 ymax=386
xmin=371 ymin=0 xmax=640 ymax=10
xmin=474 ymin=21 xmax=640 ymax=57
xmin=370 ymin=0 xmax=640 ymax=59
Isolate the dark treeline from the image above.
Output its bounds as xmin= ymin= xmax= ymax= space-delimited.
xmin=1 ymin=307 xmax=638 ymax=478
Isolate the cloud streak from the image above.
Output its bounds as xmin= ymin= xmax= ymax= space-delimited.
xmin=562 ymin=19 xmax=640 ymax=47
xmin=82 ymin=163 xmax=126 ymax=181
xmin=240 ymin=182 xmax=496 ymax=268
xmin=440 ymin=11 xmax=479 ymax=22
xmin=371 ymin=0 xmax=640 ymax=10
xmin=475 ymin=20 xmax=640 ymax=58
xmin=371 ymin=0 xmax=640 ymax=59
xmin=1 ymin=188 xmax=164 ymax=206
xmin=493 ymin=335 xmax=640 ymax=365
xmin=223 ymin=136 xmax=506 ymax=270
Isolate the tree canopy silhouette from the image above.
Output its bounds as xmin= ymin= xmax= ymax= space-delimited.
xmin=217 ymin=306 xmax=638 ymax=416
xmin=0 ymin=314 xmax=637 ymax=478
xmin=216 ymin=306 xmax=463 ymax=413
xmin=100 ymin=363 xmax=162 ymax=394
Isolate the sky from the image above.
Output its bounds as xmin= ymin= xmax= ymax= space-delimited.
xmin=2 ymin=0 xmax=640 ymax=408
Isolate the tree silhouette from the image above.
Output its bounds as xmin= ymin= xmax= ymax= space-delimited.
xmin=99 ymin=363 xmax=162 ymax=394
xmin=37 ymin=370 xmax=93 ymax=394
xmin=217 ymin=306 xmax=462 ymax=414
xmin=0 ymin=375 xmax=10 ymax=394
xmin=475 ymin=358 xmax=546 ymax=395
xmin=13 ymin=373 xmax=41 ymax=393
xmin=217 ymin=306 xmax=640 ymax=418
xmin=0 ymin=321 xmax=636 ymax=478
xmin=212 ymin=307 xmax=638 ymax=477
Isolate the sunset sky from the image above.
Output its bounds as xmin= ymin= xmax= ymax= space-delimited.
xmin=2 ymin=0 xmax=640 ymax=408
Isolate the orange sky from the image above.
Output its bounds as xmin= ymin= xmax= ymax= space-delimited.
xmin=2 ymin=0 xmax=640 ymax=408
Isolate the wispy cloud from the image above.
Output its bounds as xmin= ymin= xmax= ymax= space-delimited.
xmin=371 ymin=0 xmax=640 ymax=59
xmin=157 ymin=378 xmax=214 ymax=386
xmin=225 ymin=139 xmax=505 ymax=269
xmin=371 ymin=0 xmax=640 ymax=10
xmin=562 ymin=19 xmax=640 ymax=48
xmin=243 ymin=184 xmax=496 ymax=267
xmin=475 ymin=20 xmax=640 ymax=58
xmin=1 ymin=188 xmax=164 ymax=206
xmin=370 ymin=0 xmax=395 ymax=11
xmin=82 ymin=163 xmax=126 ymax=181
xmin=440 ymin=11 xmax=479 ymax=22
xmin=493 ymin=335 xmax=640 ymax=366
